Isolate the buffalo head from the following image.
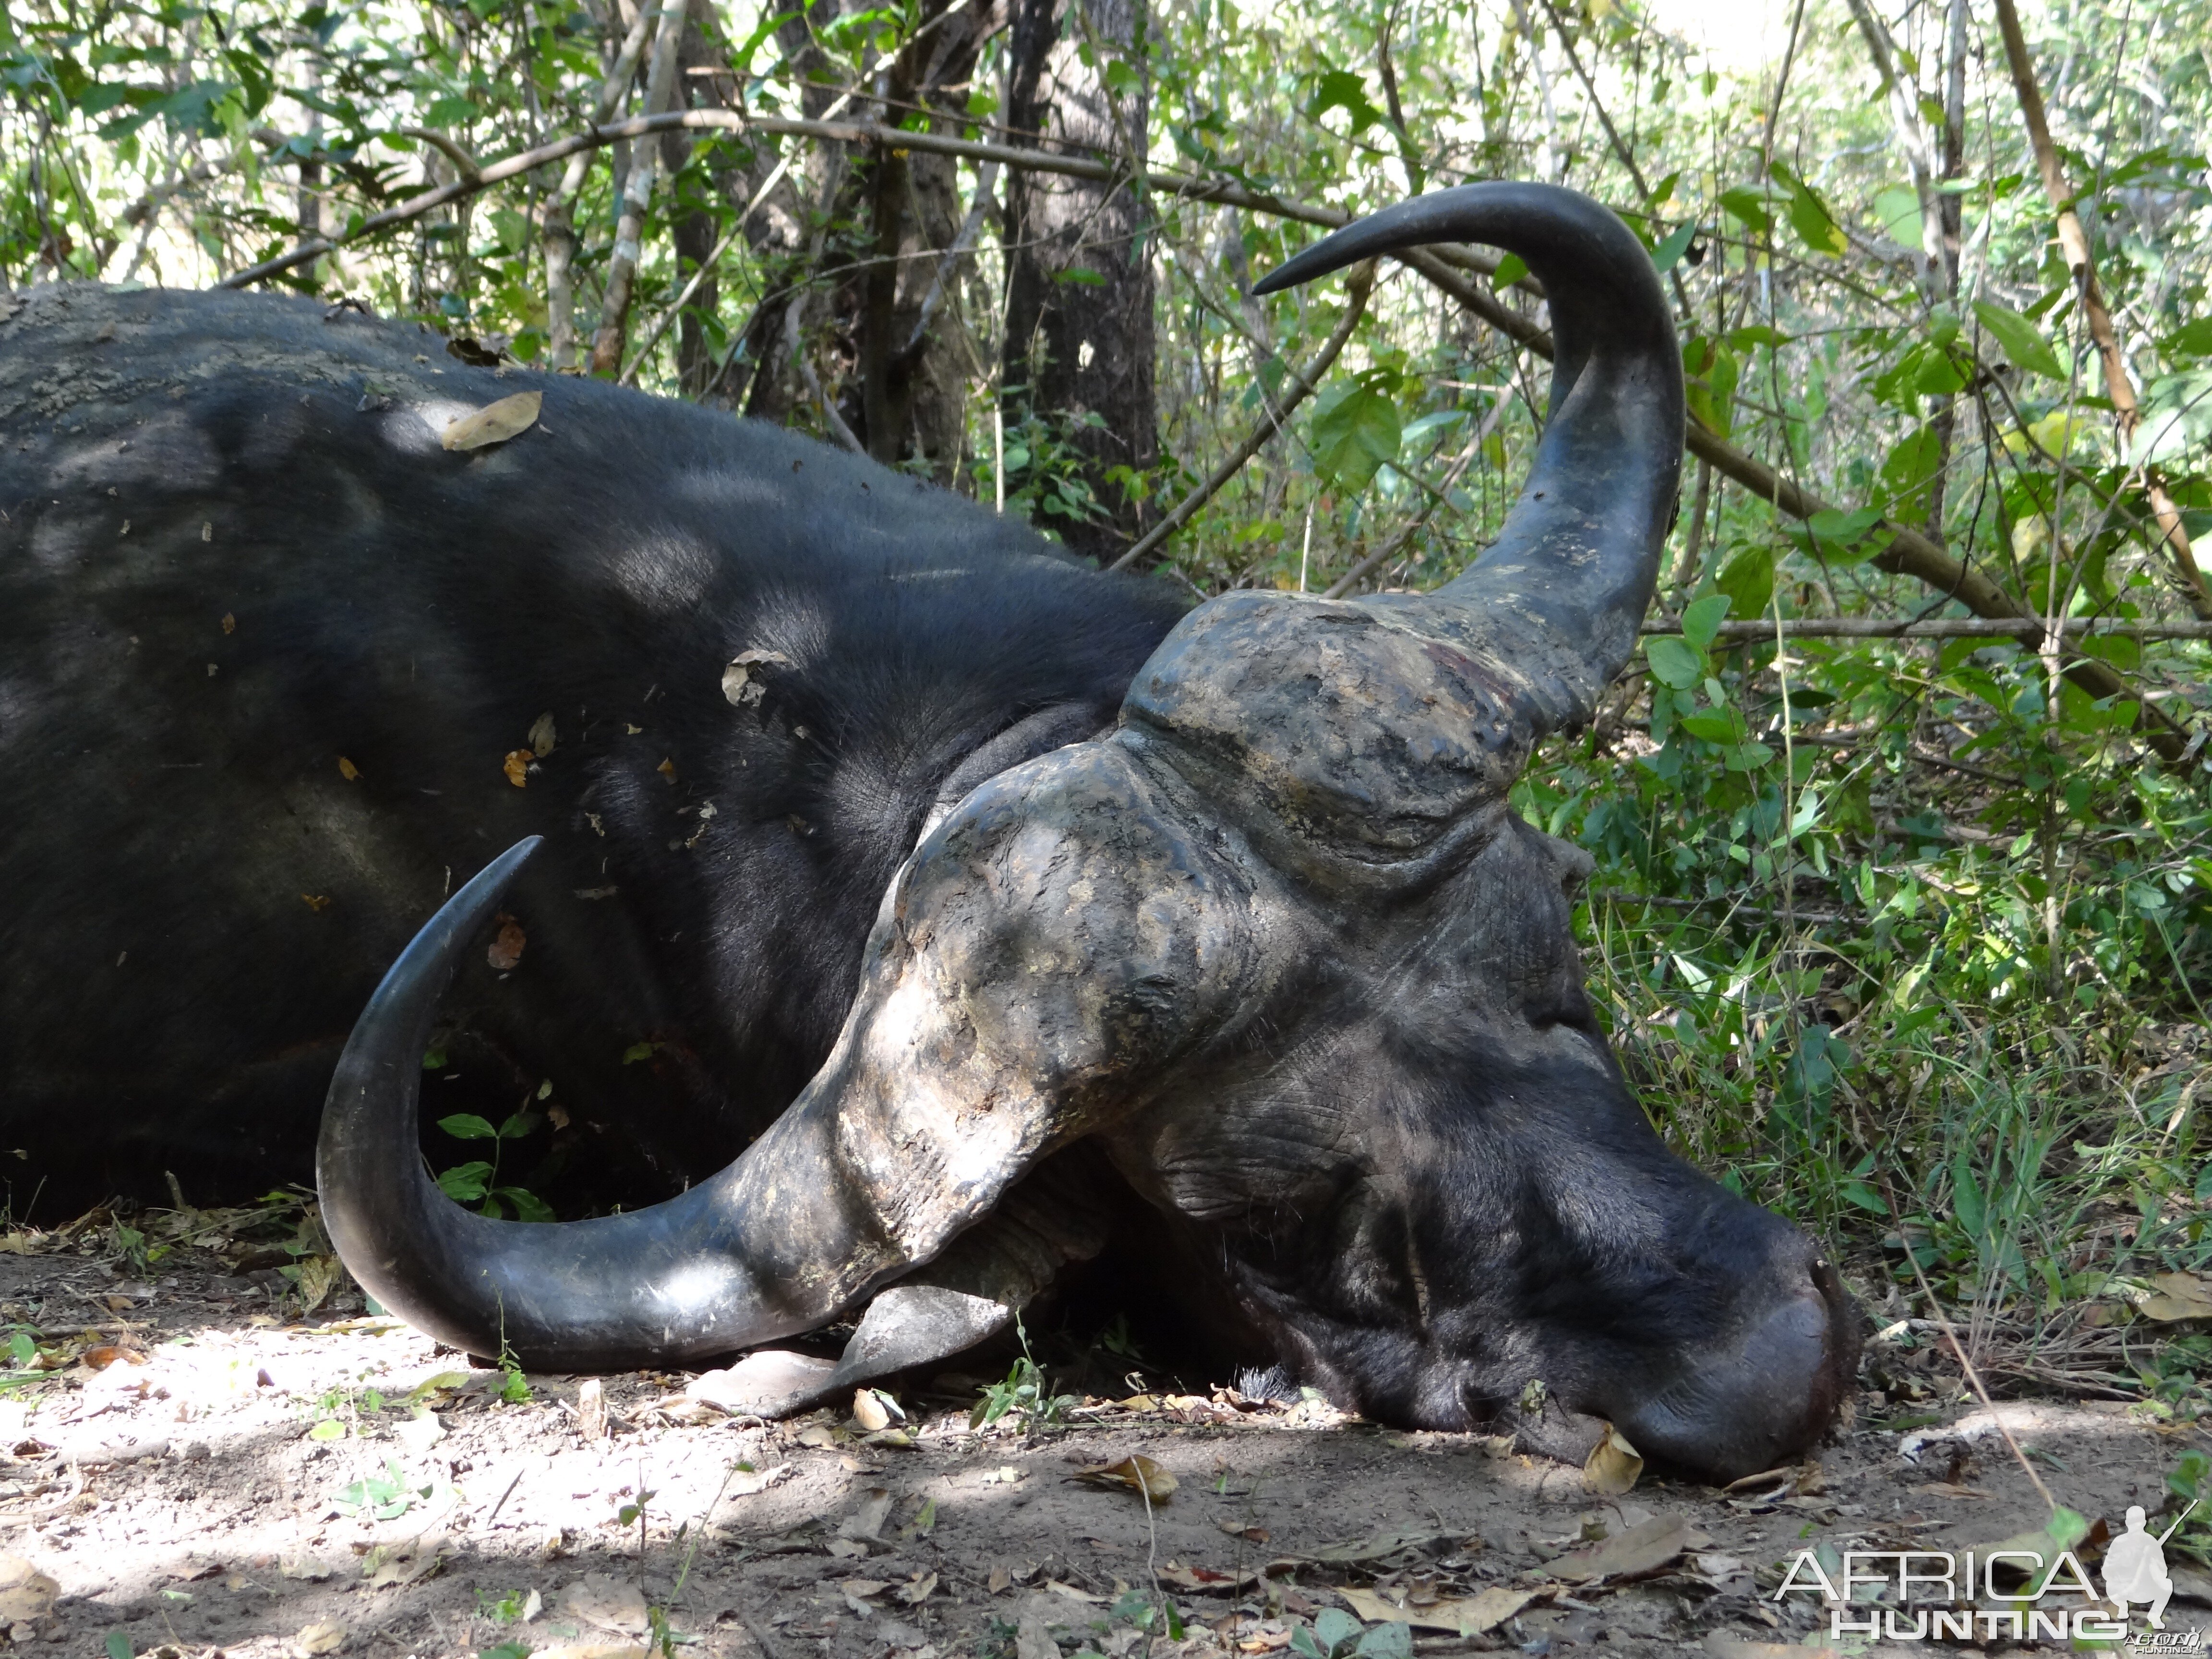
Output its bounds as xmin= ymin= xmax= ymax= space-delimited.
xmin=320 ymin=182 xmax=1858 ymax=1480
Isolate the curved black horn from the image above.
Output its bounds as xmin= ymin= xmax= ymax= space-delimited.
xmin=318 ymin=839 xmax=907 ymax=1369
xmin=1255 ymin=181 xmax=1683 ymax=737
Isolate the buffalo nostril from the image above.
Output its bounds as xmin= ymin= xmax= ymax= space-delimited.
xmin=1612 ymin=1284 xmax=1845 ymax=1483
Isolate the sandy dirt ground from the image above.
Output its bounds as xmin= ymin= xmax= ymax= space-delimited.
xmin=0 ymin=1206 xmax=2202 ymax=1659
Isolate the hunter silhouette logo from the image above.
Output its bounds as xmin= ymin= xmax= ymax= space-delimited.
xmin=1772 ymin=1501 xmax=2201 ymax=1644
xmin=2107 ymin=1505 xmax=2176 ymax=1630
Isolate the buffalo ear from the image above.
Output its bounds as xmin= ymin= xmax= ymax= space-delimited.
xmin=734 ymin=1161 xmax=1114 ymax=1415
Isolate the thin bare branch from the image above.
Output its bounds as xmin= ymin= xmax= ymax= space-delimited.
xmin=1992 ymin=0 xmax=2212 ymax=621
xmin=1106 ymin=261 xmax=1376 ymax=575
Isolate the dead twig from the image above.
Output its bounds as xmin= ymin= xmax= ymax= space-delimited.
xmin=1106 ymin=262 xmax=1377 ymax=575
xmin=1991 ymin=0 xmax=2212 ymax=621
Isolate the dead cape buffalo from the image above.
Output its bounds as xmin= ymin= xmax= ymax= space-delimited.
xmin=1 ymin=182 xmax=1856 ymax=1480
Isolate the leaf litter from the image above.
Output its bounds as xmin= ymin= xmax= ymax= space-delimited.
xmin=0 ymin=1221 xmax=2186 ymax=1656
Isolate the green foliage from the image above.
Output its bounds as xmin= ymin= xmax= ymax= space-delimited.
xmin=970 ymin=1317 xmax=1077 ymax=1433
xmin=434 ymin=1111 xmax=553 ymax=1222
xmin=1292 ymin=1608 xmax=1411 ymax=1659
xmin=332 ymin=1457 xmax=429 ymax=1521
xmin=1308 ymin=375 xmax=1402 ymax=493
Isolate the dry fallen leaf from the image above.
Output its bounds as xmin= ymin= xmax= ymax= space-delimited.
xmin=337 ymin=757 xmax=360 ymax=781
xmin=0 ymin=1557 xmax=58 ymax=1625
xmin=1215 ymin=1519 xmax=1270 ymax=1545
xmin=1070 ymin=1454 xmax=1176 ymax=1502
xmin=837 ymin=1488 xmax=895 ymax=1540
xmin=296 ymin=1619 xmax=348 ymax=1654
xmin=488 ymin=915 xmax=527 ymax=971
xmin=280 ymin=1555 xmax=337 ymax=1581
xmin=721 ymin=649 xmax=793 ymax=707
xmin=898 ymin=1570 xmax=938 ymax=1604
xmin=577 ymin=1377 xmax=608 ymax=1443
xmin=503 ymin=748 xmax=532 ymax=789
xmin=362 ymin=1540 xmax=444 ymax=1589
xmin=442 ymin=390 xmax=542 ymax=451
xmin=987 ymin=1566 xmax=1011 ymax=1594
xmin=1337 ymin=1584 xmax=1533 ymax=1636
xmin=2141 ymin=1271 xmax=2212 ymax=1322
xmin=1583 ymin=1423 xmax=1644 ymax=1495
xmin=1551 ymin=1514 xmax=1690 ymax=1583
xmin=1294 ymin=1528 xmax=1448 ymax=1566
xmin=728 ymin=1463 xmax=794 ymax=1497
xmin=293 ymin=1253 xmax=341 ymax=1313
xmin=840 ymin=1578 xmax=891 ymax=1599
xmin=1155 ymin=1562 xmax=1264 ymax=1595
xmin=82 ymin=1344 xmax=145 ymax=1370
xmin=390 ymin=1410 xmax=445 ymax=1456
xmin=562 ymin=1572 xmax=650 ymax=1636
xmin=852 ymin=1388 xmax=892 ymax=1431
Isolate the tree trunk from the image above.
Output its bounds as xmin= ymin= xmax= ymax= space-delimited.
xmin=1001 ymin=0 xmax=1157 ymax=559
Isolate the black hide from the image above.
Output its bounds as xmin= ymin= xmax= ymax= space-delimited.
xmin=0 ymin=284 xmax=1184 ymax=1213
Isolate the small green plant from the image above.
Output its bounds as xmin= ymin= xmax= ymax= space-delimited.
xmin=308 ymin=1379 xmax=389 ymax=1441
xmin=332 ymin=1458 xmax=430 ymax=1521
xmin=477 ymin=1587 xmax=535 ymax=1625
xmin=1291 ymin=1609 xmax=1411 ymax=1659
xmin=2164 ymin=1447 xmax=2212 ymax=1566
xmin=104 ymin=1634 xmax=133 ymax=1659
xmin=434 ymin=1107 xmax=555 ymax=1222
xmin=970 ymin=1317 xmax=1077 ymax=1434
xmin=479 ymin=1644 xmax=531 ymax=1659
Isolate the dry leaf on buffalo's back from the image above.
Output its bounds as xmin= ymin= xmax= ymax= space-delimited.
xmin=1583 ymin=1424 xmax=1644 ymax=1494
xmin=337 ymin=757 xmax=360 ymax=781
xmin=721 ymin=649 xmax=793 ymax=707
xmin=2141 ymin=1272 xmax=2212 ymax=1322
xmin=0 ymin=1556 xmax=57 ymax=1624
xmin=562 ymin=1572 xmax=649 ymax=1635
xmin=441 ymin=390 xmax=542 ymax=451
xmin=528 ymin=712 xmax=557 ymax=757
xmin=1551 ymin=1514 xmax=1689 ymax=1582
xmin=1337 ymin=1584 xmax=1533 ymax=1636
xmin=503 ymin=749 xmax=532 ymax=788
xmin=488 ymin=915 xmax=526 ymax=971
xmin=1070 ymin=1454 xmax=1176 ymax=1501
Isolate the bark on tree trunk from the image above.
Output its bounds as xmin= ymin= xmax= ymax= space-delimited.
xmin=1000 ymin=0 xmax=1157 ymax=560
xmin=842 ymin=1 xmax=998 ymax=480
